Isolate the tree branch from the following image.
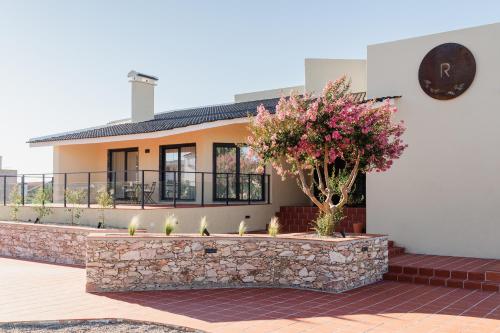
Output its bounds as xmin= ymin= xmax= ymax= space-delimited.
xmin=335 ymin=152 xmax=361 ymax=209
xmin=314 ymin=161 xmax=328 ymax=197
xmin=323 ymin=147 xmax=330 ymax=185
xmin=298 ymin=168 xmax=327 ymax=212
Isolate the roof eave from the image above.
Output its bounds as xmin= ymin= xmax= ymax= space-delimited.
xmin=29 ymin=117 xmax=251 ymax=147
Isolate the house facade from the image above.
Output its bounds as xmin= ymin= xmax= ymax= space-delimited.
xmin=8 ymin=60 xmax=368 ymax=234
xmin=2 ymin=22 xmax=498 ymax=258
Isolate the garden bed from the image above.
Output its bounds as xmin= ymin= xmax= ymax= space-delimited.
xmin=0 ymin=319 xmax=202 ymax=333
xmin=86 ymin=232 xmax=388 ymax=293
xmin=0 ymin=221 xmax=124 ymax=265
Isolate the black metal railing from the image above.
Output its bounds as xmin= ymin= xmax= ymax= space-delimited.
xmin=0 ymin=170 xmax=271 ymax=209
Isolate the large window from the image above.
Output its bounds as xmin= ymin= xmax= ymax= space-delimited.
xmin=108 ymin=148 xmax=139 ymax=200
xmin=213 ymin=143 xmax=264 ymax=201
xmin=160 ymin=144 xmax=196 ymax=200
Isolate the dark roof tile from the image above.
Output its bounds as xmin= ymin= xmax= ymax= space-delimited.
xmin=28 ymin=93 xmax=399 ymax=144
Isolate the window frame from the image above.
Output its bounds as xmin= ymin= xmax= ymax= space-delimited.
xmin=159 ymin=143 xmax=197 ymax=201
xmin=107 ymin=147 xmax=139 ymax=183
xmin=212 ymin=143 xmax=265 ymax=202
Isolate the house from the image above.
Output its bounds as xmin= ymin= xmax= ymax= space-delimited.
xmin=17 ymin=62 xmax=373 ymax=233
xmin=3 ymin=22 xmax=499 ymax=259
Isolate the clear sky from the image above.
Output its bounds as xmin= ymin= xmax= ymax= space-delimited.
xmin=1 ymin=0 xmax=499 ymax=174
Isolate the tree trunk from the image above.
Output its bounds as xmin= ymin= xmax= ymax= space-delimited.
xmin=296 ymin=153 xmax=361 ymax=220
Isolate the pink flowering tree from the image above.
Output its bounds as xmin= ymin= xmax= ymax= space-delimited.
xmin=247 ymin=76 xmax=407 ymax=234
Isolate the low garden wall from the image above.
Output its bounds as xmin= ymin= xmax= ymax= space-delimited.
xmin=86 ymin=233 xmax=388 ymax=293
xmin=0 ymin=221 xmax=121 ymax=265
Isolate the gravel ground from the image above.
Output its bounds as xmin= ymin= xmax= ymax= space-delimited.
xmin=0 ymin=319 xmax=204 ymax=333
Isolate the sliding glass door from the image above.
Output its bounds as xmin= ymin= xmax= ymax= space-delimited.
xmin=108 ymin=148 xmax=139 ymax=199
xmin=160 ymin=144 xmax=196 ymax=200
xmin=213 ymin=143 xmax=264 ymax=201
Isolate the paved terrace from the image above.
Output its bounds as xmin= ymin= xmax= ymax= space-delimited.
xmin=0 ymin=257 xmax=499 ymax=332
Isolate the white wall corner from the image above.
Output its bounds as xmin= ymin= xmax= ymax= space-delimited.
xmin=304 ymin=59 xmax=367 ymax=96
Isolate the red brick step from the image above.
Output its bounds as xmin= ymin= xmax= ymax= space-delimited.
xmin=384 ymin=253 xmax=500 ymax=292
xmin=388 ymin=240 xmax=405 ymax=258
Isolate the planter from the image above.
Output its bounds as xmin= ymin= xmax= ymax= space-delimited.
xmin=352 ymin=222 xmax=364 ymax=234
xmin=0 ymin=221 xmax=123 ymax=265
xmin=86 ymin=232 xmax=388 ymax=293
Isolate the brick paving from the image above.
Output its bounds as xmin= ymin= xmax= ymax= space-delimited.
xmin=0 ymin=257 xmax=499 ymax=332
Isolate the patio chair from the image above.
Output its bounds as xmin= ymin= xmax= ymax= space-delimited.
xmin=124 ymin=183 xmax=140 ymax=204
xmin=143 ymin=182 xmax=156 ymax=204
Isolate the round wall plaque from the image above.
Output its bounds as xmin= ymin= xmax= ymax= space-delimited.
xmin=418 ymin=43 xmax=476 ymax=100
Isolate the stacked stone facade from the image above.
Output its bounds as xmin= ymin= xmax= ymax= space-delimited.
xmin=0 ymin=221 xmax=117 ymax=265
xmin=86 ymin=233 xmax=388 ymax=293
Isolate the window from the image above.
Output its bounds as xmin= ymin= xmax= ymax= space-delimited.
xmin=108 ymin=148 xmax=139 ymax=200
xmin=160 ymin=144 xmax=196 ymax=200
xmin=213 ymin=143 xmax=264 ymax=201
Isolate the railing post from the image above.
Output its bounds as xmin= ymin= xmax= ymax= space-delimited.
xmin=267 ymin=174 xmax=270 ymax=204
xmin=173 ymin=172 xmax=177 ymax=208
xmin=201 ymin=172 xmax=204 ymax=207
xmin=3 ymin=176 xmax=6 ymax=206
xmin=87 ymin=172 xmax=91 ymax=208
xmin=113 ymin=171 xmax=116 ymax=208
xmin=225 ymin=173 xmax=229 ymax=206
xmin=50 ymin=177 xmax=54 ymax=203
xmin=248 ymin=174 xmax=251 ymax=205
xmin=21 ymin=175 xmax=25 ymax=206
xmin=42 ymin=174 xmax=45 ymax=206
xmin=141 ymin=170 xmax=145 ymax=209
xmin=63 ymin=173 xmax=67 ymax=208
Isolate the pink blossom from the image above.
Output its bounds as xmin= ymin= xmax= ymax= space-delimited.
xmin=246 ymin=76 xmax=406 ymax=184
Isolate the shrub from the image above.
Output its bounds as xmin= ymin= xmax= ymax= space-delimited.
xmin=128 ymin=216 xmax=139 ymax=236
xmin=9 ymin=186 xmax=22 ymax=221
xmin=32 ymin=188 xmax=53 ymax=223
xmin=96 ymin=187 xmax=113 ymax=228
xmin=199 ymin=216 xmax=208 ymax=236
xmin=164 ymin=215 xmax=176 ymax=236
xmin=268 ymin=216 xmax=279 ymax=237
xmin=238 ymin=220 xmax=247 ymax=236
xmin=65 ymin=188 xmax=85 ymax=225
xmin=313 ymin=209 xmax=345 ymax=237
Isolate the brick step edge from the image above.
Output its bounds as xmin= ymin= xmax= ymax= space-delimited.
xmin=388 ymin=265 xmax=492 ymax=281
xmin=388 ymin=246 xmax=405 ymax=258
xmin=485 ymin=271 xmax=500 ymax=282
xmin=383 ymin=273 xmax=500 ymax=292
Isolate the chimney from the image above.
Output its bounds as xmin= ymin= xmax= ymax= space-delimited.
xmin=128 ymin=71 xmax=158 ymax=123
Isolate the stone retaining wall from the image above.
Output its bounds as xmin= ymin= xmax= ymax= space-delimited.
xmin=86 ymin=233 xmax=388 ymax=293
xmin=0 ymin=221 xmax=120 ymax=265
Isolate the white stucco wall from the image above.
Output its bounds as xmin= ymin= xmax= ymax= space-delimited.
xmin=0 ymin=204 xmax=278 ymax=233
xmin=305 ymin=59 xmax=367 ymax=95
xmin=367 ymin=23 xmax=500 ymax=258
xmin=131 ymin=80 xmax=155 ymax=123
xmin=234 ymin=86 xmax=304 ymax=103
